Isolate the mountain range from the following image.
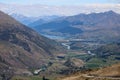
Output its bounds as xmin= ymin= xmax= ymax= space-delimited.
xmin=10 ymin=13 xmax=39 ymax=26
xmin=33 ymin=11 xmax=120 ymax=42
xmin=10 ymin=13 xmax=60 ymax=27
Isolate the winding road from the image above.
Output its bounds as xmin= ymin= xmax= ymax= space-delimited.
xmin=61 ymin=74 xmax=120 ymax=80
xmin=83 ymin=74 xmax=120 ymax=80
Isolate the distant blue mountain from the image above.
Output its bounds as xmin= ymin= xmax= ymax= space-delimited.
xmin=28 ymin=15 xmax=60 ymax=27
xmin=10 ymin=14 xmax=60 ymax=28
xmin=33 ymin=11 xmax=120 ymax=42
xmin=10 ymin=13 xmax=39 ymax=26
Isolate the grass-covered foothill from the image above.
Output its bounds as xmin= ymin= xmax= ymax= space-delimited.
xmin=12 ymin=76 xmax=56 ymax=80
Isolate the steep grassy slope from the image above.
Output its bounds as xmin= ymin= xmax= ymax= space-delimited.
xmin=59 ymin=63 xmax=120 ymax=80
xmin=91 ymin=63 xmax=120 ymax=77
xmin=0 ymin=10 xmax=65 ymax=78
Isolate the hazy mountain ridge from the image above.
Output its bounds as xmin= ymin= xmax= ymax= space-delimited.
xmin=10 ymin=13 xmax=60 ymax=28
xmin=34 ymin=11 xmax=120 ymax=42
xmin=28 ymin=15 xmax=60 ymax=27
xmin=10 ymin=13 xmax=39 ymax=26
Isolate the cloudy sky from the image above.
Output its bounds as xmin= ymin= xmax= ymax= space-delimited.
xmin=0 ymin=0 xmax=119 ymax=5
xmin=0 ymin=0 xmax=120 ymax=17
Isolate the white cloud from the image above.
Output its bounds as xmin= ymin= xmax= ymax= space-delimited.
xmin=0 ymin=3 xmax=120 ymax=17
